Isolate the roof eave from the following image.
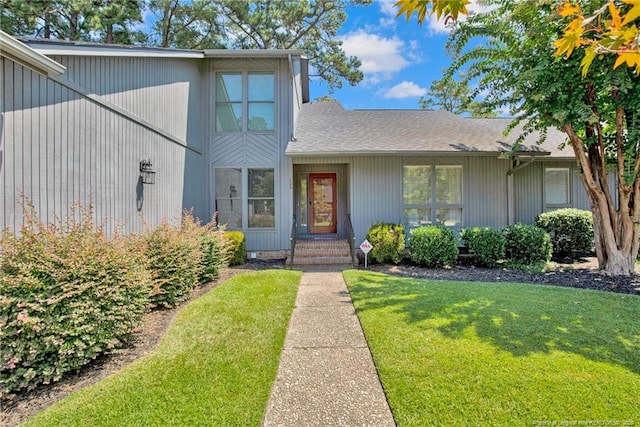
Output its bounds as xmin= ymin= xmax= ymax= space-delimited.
xmin=204 ymin=49 xmax=305 ymax=58
xmin=1 ymin=31 xmax=66 ymax=76
xmin=21 ymin=38 xmax=205 ymax=58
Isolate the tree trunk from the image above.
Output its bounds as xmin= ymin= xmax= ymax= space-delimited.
xmin=563 ymin=124 xmax=639 ymax=276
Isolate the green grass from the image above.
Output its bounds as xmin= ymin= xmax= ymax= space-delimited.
xmin=23 ymin=270 xmax=301 ymax=427
xmin=344 ymin=270 xmax=640 ymax=426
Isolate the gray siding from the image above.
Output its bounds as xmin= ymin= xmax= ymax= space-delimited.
xmin=291 ymin=155 xmax=598 ymax=246
xmin=210 ymin=58 xmax=295 ymax=251
xmin=513 ymin=160 xmax=601 ymax=224
xmin=1 ymin=56 xmax=206 ymax=234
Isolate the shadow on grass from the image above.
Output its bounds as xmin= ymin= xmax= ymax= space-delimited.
xmin=347 ymin=271 xmax=640 ymax=375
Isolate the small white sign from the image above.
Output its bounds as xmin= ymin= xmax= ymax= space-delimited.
xmin=360 ymin=239 xmax=373 ymax=254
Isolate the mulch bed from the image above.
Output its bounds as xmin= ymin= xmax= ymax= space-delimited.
xmin=2 ymin=258 xmax=638 ymax=426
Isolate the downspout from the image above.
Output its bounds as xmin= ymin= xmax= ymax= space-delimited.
xmin=506 ymin=156 xmax=536 ymax=225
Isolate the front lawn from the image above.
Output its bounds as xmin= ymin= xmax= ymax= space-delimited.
xmin=23 ymin=270 xmax=301 ymax=427
xmin=344 ymin=270 xmax=640 ymax=426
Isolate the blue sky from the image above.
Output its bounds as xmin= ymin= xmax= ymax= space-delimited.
xmin=309 ymin=0 xmax=454 ymax=110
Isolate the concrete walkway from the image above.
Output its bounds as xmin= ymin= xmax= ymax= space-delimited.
xmin=262 ymin=270 xmax=396 ymax=427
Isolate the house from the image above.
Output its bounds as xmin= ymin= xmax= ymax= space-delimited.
xmin=1 ymin=32 xmax=604 ymax=263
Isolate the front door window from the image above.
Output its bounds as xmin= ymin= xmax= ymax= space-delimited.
xmin=309 ymin=173 xmax=337 ymax=234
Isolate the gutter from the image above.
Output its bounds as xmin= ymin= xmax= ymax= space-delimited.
xmin=0 ymin=31 xmax=66 ymax=76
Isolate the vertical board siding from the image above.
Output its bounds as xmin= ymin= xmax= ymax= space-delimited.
xmin=1 ymin=57 xmax=199 ymax=235
xmin=350 ymin=156 xmax=403 ymax=242
xmin=209 ymin=58 xmax=293 ymax=251
xmin=53 ymin=56 xmax=205 ymax=150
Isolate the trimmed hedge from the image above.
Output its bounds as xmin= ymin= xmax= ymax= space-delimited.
xmin=224 ymin=231 xmax=246 ymax=266
xmin=461 ymin=227 xmax=505 ymax=267
xmin=141 ymin=220 xmax=202 ymax=309
xmin=535 ymin=208 xmax=593 ymax=257
xmin=409 ymin=226 xmax=458 ymax=267
xmin=503 ymin=223 xmax=552 ymax=264
xmin=0 ymin=207 xmax=151 ymax=398
xmin=366 ymin=223 xmax=405 ymax=264
xmin=1 ymin=206 xmax=230 ymax=398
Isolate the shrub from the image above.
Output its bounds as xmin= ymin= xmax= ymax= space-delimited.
xmin=0 ymin=205 xmax=150 ymax=398
xmin=409 ymin=226 xmax=458 ymax=267
xmin=365 ymin=223 xmax=405 ymax=264
xmin=535 ymin=208 xmax=594 ymax=257
xmin=224 ymin=231 xmax=246 ymax=266
xmin=460 ymin=227 xmax=505 ymax=267
xmin=142 ymin=219 xmax=202 ymax=309
xmin=503 ymin=223 xmax=552 ymax=264
xmin=182 ymin=212 xmax=228 ymax=284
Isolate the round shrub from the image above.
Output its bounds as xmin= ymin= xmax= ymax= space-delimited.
xmin=409 ymin=226 xmax=458 ymax=267
xmin=365 ymin=222 xmax=405 ymax=264
xmin=224 ymin=231 xmax=246 ymax=266
xmin=460 ymin=227 xmax=505 ymax=267
xmin=503 ymin=223 xmax=552 ymax=264
xmin=535 ymin=208 xmax=593 ymax=257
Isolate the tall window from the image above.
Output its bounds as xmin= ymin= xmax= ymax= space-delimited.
xmin=215 ymin=168 xmax=242 ymax=228
xmin=545 ymin=167 xmax=570 ymax=209
xmin=214 ymin=167 xmax=275 ymax=229
xmin=215 ymin=72 xmax=274 ymax=132
xmin=248 ymin=74 xmax=275 ymax=131
xmin=248 ymin=168 xmax=275 ymax=228
xmin=403 ymin=165 xmax=463 ymax=230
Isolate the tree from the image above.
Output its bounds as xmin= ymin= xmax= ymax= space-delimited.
xmin=419 ymin=74 xmax=496 ymax=117
xmin=216 ymin=0 xmax=368 ymax=90
xmin=398 ymin=0 xmax=640 ymax=276
xmin=0 ymin=0 xmax=144 ymax=44
xmin=147 ymin=0 xmax=224 ymax=49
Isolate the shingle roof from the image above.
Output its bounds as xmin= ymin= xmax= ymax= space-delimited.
xmin=286 ymin=101 xmax=573 ymax=158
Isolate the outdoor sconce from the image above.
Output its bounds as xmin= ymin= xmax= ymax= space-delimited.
xmin=140 ymin=159 xmax=156 ymax=184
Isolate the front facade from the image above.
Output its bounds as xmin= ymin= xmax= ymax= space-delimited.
xmin=1 ymin=33 xmax=603 ymax=257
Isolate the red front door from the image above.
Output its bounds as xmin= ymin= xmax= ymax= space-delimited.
xmin=309 ymin=173 xmax=337 ymax=234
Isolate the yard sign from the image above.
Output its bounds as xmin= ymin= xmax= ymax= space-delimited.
xmin=360 ymin=239 xmax=373 ymax=268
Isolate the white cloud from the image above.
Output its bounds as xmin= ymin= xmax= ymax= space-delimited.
xmin=378 ymin=0 xmax=398 ymax=27
xmin=426 ymin=1 xmax=497 ymax=34
xmin=341 ymin=30 xmax=411 ymax=86
xmin=379 ymin=0 xmax=397 ymax=17
xmin=382 ymin=81 xmax=428 ymax=99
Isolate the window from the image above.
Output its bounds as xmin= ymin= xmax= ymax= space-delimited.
xmin=215 ymin=168 xmax=242 ymax=228
xmin=403 ymin=165 xmax=463 ymax=230
xmin=215 ymin=72 xmax=274 ymax=132
xmin=545 ymin=167 xmax=570 ymax=208
xmin=248 ymin=168 xmax=275 ymax=228
xmin=214 ymin=167 xmax=275 ymax=229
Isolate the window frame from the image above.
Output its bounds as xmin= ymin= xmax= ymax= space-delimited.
xmin=214 ymin=71 xmax=276 ymax=133
xmin=213 ymin=166 xmax=277 ymax=230
xmin=544 ymin=166 xmax=572 ymax=210
xmin=248 ymin=168 xmax=276 ymax=229
xmin=403 ymin=164 xmax=464 ymax=232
